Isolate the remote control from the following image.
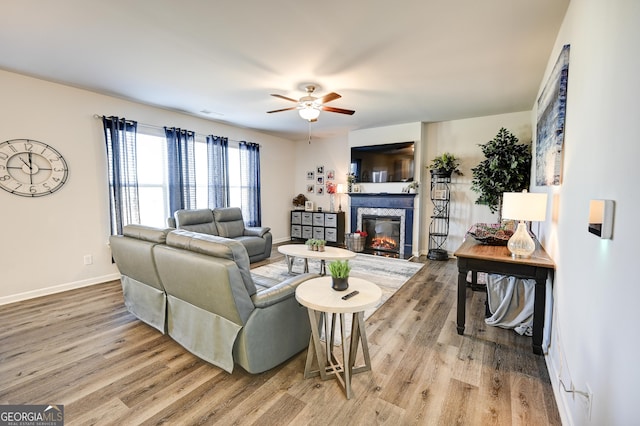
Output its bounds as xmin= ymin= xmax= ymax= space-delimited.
xmin=341 ymin=290 xmax=359 ymax=300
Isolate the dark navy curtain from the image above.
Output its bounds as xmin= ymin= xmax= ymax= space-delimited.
xmin=239 ymin=141 xmax=261 ymax=226
xmin=103 ymin=116 xmax=139 ymax=235
xmin=206 ymin=135 xmax=229 ymax=208
xmin=165 ymin=127 xmax=196 ymax=216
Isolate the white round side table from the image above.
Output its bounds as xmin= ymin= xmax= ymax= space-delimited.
xmin=295 ymin=276 xmax=382 ymax=399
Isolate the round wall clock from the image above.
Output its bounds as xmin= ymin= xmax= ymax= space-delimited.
xmin=0 ymin=139 xmax=69 ymax=197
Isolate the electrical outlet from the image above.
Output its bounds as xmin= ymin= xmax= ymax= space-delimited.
xmin=83 ymin=254 xmax=93 ymax=265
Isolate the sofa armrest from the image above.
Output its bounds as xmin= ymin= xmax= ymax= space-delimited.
xmin=244 ymin=227 xmax=271 ymax=237
xmin=251 ymin=273 xmax=319 ymax=308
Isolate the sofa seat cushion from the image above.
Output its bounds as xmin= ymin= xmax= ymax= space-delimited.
xmin=234 ymin=235 xmax=267 ymax=258
xmin=175 ymin=209 xmax=219 ymax=235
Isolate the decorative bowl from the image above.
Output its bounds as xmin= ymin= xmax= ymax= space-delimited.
xmin=466 ymin=223 xmax=514 ymax=246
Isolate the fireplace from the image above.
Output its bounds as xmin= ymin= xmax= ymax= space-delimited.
xmin=349 ymin=193 xmax=416 ymax=259
xmin=362 ymin=215 xmax=401 ymax=255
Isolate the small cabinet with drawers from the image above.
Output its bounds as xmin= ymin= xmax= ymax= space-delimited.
xmin=291 ymin=210 xmax=345 ymax=246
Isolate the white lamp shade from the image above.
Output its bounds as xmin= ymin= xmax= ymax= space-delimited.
xmin=336 ymin=184 xmax=345 ymax=194
xmin=502 ymin=191 xmax=548 ymax=222
xmin=299 ymin=106 xmax=320 ymax=120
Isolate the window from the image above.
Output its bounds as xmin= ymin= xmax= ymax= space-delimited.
xmin=135 ymin=131 xmax=242 ymax=228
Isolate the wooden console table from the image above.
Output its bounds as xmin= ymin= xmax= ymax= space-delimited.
xmin=454 ymin=237 xmax=555 ymax=355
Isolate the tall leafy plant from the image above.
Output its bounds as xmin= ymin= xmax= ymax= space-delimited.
xmin=471 ymin=128 xmax=531 ymax=220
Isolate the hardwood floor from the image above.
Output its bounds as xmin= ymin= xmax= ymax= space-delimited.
xmin=0 ymin=250 xmax=560 ymax=425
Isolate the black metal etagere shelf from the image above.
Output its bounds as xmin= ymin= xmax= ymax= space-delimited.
xmin=427 ymin=171 xmax=451 ymax=260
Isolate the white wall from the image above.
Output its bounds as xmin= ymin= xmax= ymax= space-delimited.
xmin=536 ymin=1 xmax=640 ymax=424
xmin=421 ymin=112 xmax=532 ymax=254
xmin=0 ymin=70 xmax=296 ymax=304
xmin=293 ymin=134 xmax=350 ymax=214
xmin=294 ymin=117 xmax=538 ymax=257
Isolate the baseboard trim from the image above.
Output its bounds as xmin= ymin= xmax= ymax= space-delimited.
xmin=0 ymin=273 xmax=121 ymax=306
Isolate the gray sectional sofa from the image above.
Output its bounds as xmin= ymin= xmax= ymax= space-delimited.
xmin=109 ymin=224 xmax=317 ymax=374
xmin=171 ymin=207 xmax=272 ymax=263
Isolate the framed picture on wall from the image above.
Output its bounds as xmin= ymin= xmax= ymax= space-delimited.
xmin=326 ymin=169 xmax=335 ymax=180
xmin=316 ymin=165 xmax=324 ymax=175
xmin=306 ymin=184 xmax=314 ymax=194
xmin=316 ymin=185 xmax=324 ymax=195
xmin=306 ymin=171 xmax=314 ymax=180
xmin=316 ymin=176 xmax=324 ymax=185
xmin=536 ymin=44 xmax=570 ymax=186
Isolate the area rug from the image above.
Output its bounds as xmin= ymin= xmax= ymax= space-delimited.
xmin=251 ymin=253 xmax=424 ymax=325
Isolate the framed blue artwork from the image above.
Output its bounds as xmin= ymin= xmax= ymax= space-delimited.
xmin=536 ymin=44 xmax=570 ymax=186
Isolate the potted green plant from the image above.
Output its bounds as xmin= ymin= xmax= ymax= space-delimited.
xmin=470 ymin=127 xmax=531 ymax=221
xmin=305 ymin=238 xmax=316 ymax=251
xmin=316 ymin=239 xmax=326 ymax=252
xmin=429 ymin=152 xmax=463 ymax=177
xmin=406 ymin=181 xmax=419 ymax=193
xmin=327 ymin=260 xmax=351 ymax=291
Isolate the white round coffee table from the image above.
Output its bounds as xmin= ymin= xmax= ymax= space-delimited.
xmin=295 ymin=276 xmax=382 ymax=399
xmin=278 ymin=244 xmax=356 ymax=275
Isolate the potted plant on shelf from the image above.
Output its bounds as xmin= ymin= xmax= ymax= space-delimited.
xmin=470 ymin=127 xmax=531 ymax=221
xmin=406 ymin=181 xmax=419 ymax=193
xmin=327 ymin=260 xmax=351 ymax=291
xmin=429 ymin=152 xmax=463 ymax=178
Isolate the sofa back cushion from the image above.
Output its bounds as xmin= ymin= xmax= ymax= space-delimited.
xmin=174 ymin=209 xmax=218 ymax=235
xmin=213 ymin=207 xmax=246 ymax=238
xmin=123 ymin=223 xmax=171 ymax=243
xmin=166 ymin=230 xmax=257 ymax=296
xmin=110 ymin=224 xmax=171 ymax=292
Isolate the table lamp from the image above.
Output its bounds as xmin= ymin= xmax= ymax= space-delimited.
xmin=336 ymin=184 xmax=345 ymax=212
xmin=502 ymin=190 xmax=548 ymax=258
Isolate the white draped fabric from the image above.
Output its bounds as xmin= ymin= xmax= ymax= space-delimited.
xmin=485 ymin=274 xmax=535 ymax=336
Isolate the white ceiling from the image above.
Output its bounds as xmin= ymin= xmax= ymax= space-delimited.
xmin=1 ymin=0 xmax=569 ymax=141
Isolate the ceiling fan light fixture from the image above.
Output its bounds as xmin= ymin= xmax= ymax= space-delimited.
xmin=299 ymin=105 xmax=320 ymax=121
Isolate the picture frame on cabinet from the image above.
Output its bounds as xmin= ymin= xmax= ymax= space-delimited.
xmin=305 ymin=201 xmax=314 ymax=211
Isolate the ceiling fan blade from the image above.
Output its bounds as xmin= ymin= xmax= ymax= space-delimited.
xmin=318 ymin=92 xmax=341 ymax=104
xmin=267 ymin=107 xmax=298 ymax=113
xmin=321 ymin=105 xmax=355 ymax=115
xmin=271 ymin=94 xmax=299 ymax=103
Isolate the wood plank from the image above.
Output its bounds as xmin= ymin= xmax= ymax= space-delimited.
xmin=0 ymin=250 xmax=560 ymax=425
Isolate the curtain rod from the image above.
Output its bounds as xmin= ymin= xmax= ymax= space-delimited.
xmin=93 ymin=114 xmax=249 ymax=144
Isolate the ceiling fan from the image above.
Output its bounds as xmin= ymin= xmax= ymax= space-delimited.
xmin=267 ymin=84 xmax=355 ymax=121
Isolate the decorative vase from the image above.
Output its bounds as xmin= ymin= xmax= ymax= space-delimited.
xmin=331 ymin=277 xmax=349 ymax=291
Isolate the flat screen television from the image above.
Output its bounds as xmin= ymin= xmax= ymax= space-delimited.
xmin=350 ymin=141 xmax=415 ymax=183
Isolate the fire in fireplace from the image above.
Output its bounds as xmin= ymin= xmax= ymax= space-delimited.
xmin=362 ymin=215 xmax=401 ymax=255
